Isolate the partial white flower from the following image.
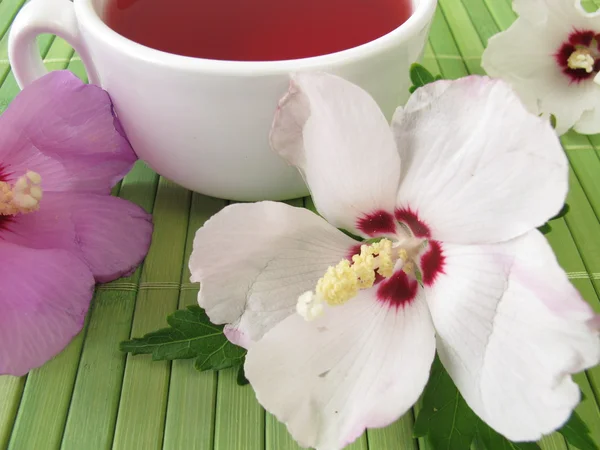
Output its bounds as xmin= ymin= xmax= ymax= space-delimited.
xmin=482 ymin=0 xmax=600 ymax=135
xmin=189 ymin=73 xmax=600 ymax=450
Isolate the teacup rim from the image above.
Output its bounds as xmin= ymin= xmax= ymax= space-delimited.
xmin=76 ymin=0 xmax=438 ymax=75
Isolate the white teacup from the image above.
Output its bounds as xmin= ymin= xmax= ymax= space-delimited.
xmin=9 ymin=0 xmax=437 ymax=201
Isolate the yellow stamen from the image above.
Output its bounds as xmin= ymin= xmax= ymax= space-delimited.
xmin=568 ymin=48 xmax=595 ymax=73
xmin=0 ymin=171 xmax=43 ymax=216
xmin=352 ymin=245 xmax=376 ymax=288
xmin=316 ymin=259 xmax=359 ymax=306
xmin=372 ymin=239 xmax=394 ymax=278
xmin=297 ymin=239 xmax=396 ymax=319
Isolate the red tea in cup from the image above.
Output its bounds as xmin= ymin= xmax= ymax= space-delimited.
xmin=105 ymin=0 xmax=413 ymax=61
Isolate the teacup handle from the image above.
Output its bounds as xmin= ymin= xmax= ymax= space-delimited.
xmin=8 ymin=0 xmax=99 ymax=88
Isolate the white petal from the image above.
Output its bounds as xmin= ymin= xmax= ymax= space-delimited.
xmin=482 ymin=1 xmax=600 ymax=135
xmin=270 ymin=73 xmax=401 ymax=237
xmin=540 ymin=81 xmax=600 ymax=136
xmin=189 ymin=201 xmax=357 ymax=347
xmin=426 ymin=230 xmax=600 ymax=441
xmin=482 ymin=20 xmax=562 ymax=117
xmin=245 ymin=291 xmax=436 ymax=450
xmin=574 ymin=92 xmax=600 ymax=134
xmin=514 ymin=0 xmax=600 ymax=27
xmin=392 ymin=76 xmax=568 ymax=245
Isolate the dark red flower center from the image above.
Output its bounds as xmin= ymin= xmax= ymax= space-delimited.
xmin=0 ymin=164 xmax=9 ymax=184
xmin=377 ymin=271 xmax=419 ymax=308
xmin=0 ymin=164 xmax=9 ymax=232
xmin=395 ymin=207 xmax=431 ymax=238
xmin=356 ymin=209 xmax=397 ymax=236
xmin=0 ymin=214 xmax=13 ymax=233
xmin=420 ymin=240 xmax=445 ymax=286
xmin=555 ymin=29 xmax=600 ymax=82
xmin=353 ymin=208 xmax=445 ymax=309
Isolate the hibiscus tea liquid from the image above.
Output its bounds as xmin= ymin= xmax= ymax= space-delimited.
xmin=104 ymin=0 xmax=413 ymax=61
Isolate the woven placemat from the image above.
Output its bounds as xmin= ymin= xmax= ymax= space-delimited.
xmin=1 ymin=0 xmax=599 ymax=448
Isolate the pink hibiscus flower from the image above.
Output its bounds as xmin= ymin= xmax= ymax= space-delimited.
xmin=0 ymin=70 xmax=153 ymax=376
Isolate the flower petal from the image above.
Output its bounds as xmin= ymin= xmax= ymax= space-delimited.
xmin=245 ymin=291 xmax=436 ymax=450
xmin=482 ymin=1 xmax=600 ymax=135
xmin=425 ymin=230 xmax=600 ymax=441
xmin=0 ymin=70 xmax=136 ymax=193
xmin=189 ymin=201 xmax=357 ymax=347
xmin=2 ymin=192 xmax=153 ymax=283
xmin=481 ymin=19 xmax=562 ymax=116
xmin=392 ymin=76 xmax=568 ymax=245
xmin=270 ymin=73 xmax=401 ymax=237
xmin=513 ymin=0 xmax=600 ymax=27
xmin=0 ymin=242 xmax=94 ymax=376
xmin=574 ymin=96 xmax=600 ymax=135
xmin=538 ymin=80 xmax=600 ymax=136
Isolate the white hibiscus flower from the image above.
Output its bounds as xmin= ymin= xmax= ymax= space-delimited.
xmin=189 ymin=73 xmax=600 ymax=450
xmin=482 ymin=0 xmax=600 ymax=135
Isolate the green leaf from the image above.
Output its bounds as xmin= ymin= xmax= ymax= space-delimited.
xmin=338 ymin=228 xmax=362 ymax=241
xmin=408 ymin=63 xmax=442 ymax=93
xmin=363 ymin=237 xmax=386 ymax=245
xmin=476 ymin=420 xmax=541 ymax=450
xmin=537 ymin=113 xmax=557 ymax=129
xmin=236 ymin=364 xmax=249 ymax=386
xmin=550 ymin=203 xmax=570 ymax=221
xmin=415 ymin=357 xmax=543 ymax=450
xmin=120 ymin=305 xmax=246 ymax=372
xmin=410 ymin=63 xmax=436 ymax=88
xmin=558 ymin=411 xmax=599 ymax=450
xmin=537 ymin=202 xmax=569 ymax=234
xmin=413 ymin=358 xmax=478 ymax=449
xmin=414 ymin=266 xmax=423 ymax=287
xmin=538 ymin=223 xmax=552 ymax=234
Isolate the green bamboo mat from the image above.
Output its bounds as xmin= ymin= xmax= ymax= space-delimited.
xmin=1 ymin=0 xmax=600 ymax=448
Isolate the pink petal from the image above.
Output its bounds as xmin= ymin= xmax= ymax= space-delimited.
xmin=425 ymin=230 xmax=600 ymax=441
xmin=0 ymin=71 xmax=136 ymax=193
xmin=0 ymin=241 xmax=94 ymax=376
xmin=2 ymin=192 xmax=153 ymax=283
xmin=270 ymin=73 xmax=401 ymax=238
xmin=189 ymin=201 xmax=357 ymax=346
xmin=244 ymin=290 xmax=436 ymax=449
xmin=392 ymin=76 xmax=568 ymax=245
